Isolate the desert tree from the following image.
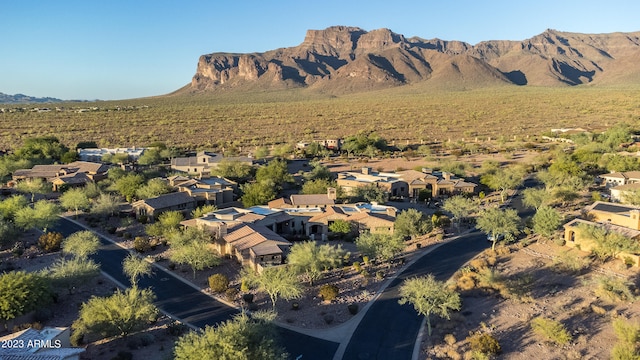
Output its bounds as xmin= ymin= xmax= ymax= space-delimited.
xmin=287 ymin=242 xmax=346 ymax=285
xmin=122 ymin=253 xmax=153 ymax=287
xmin=328 ymin=219 xmax=352 ymax=237
xmin=394 ymin=208 xmax=432 ymax=239
xmin=135 ymin=178 xmax=171 ymax=200
xmin=576 ymin=223 xmax=640 ymax=262
xmin=480 ymin=166 xmax=525 ymax=203
xmin=0 ymin=271 xmax=52 ymax=322
xmin=0 ymin=194 xmax=29 ymax=220
xmin=355 ymin=231 xmax=405 ymax=262
xmin=72 ymin=286 xmax=158 ymax=338
xmin=442 ymin=196 xmax=477 ymax=229
xmin=241 ymin=266 xmax=303 ymax=310
xmin=303 ymin=161 xmax=332 ymax=181
xmin=15 ymin=178 xmax=51 ymax=202
xmin=210 ymin=159 xmax=255 ymax=182
xmin=62 ymin=230 xmax=101 ymax=259
xmin=191 ymin=204 xmax=217 ymax=219
xmin=14 ymin=200 xmax=61 ymax=233
xmin=59 ymin=187 xmax=90 ymax=217
xmin=353 ymin=183 xmax=387 ymax=204
xmin=90 ymin=193 xmax=121 ymax=217
xmin=114 ymin=173 xmax=144 ymax=202
xmin=240 ymin=181 xmax=277 ymax=207
xmin=532 ymin=206 xmax=563 ymax=240
xmin=476 ymin=207 xmax=521 ymax=251
xmin=522 ymin=187 xmax=552 ymax=210
xmin=169 ymin=228 xmax=220 ymax=278
xmin=398 ymin=274 xmax=461 ymax=336
xmin=174 ymin=311 xmax=287 ymax=360
xmin=46 ymin=257 xmax=100 ymax=294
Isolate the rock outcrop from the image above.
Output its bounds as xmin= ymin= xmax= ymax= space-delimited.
xmin=188 ymin=26 xmax=640 ymax=93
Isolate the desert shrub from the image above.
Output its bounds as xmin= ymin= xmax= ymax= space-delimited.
xmin=611 ymin=319 xmax=640 ymax=360
xmin=611 ymin=342 xmax=640 ymax=360
xmin=469 ymin=258 xmax=488 ymax=271
xmin=594 ymin=275 xmax=635 ymax=303
xmin=137 ymin=214 xmax=148 ymax=224
xmin=352 ymin=261 xmax=361 ymax=272
xmin=456 ymin=273 xmax=476 ymax=291
xmin=166 ymin=321 xmax=188 ymax=336
xmin=208 ymin=274 xmax=230 ymax=293
xmin=133 ymin=236 xmax=151 ymax=253
xmin=319 ymin=284 xmax=339 ymax=302
xmin=38 ymin=232 xmax=63 ymax=252
xmin=552 ymin=250 xmax=590 ymax=274
xmin=444 ymin=333 xmax=456 ymax=346
xmin=530 ymin=317 xmax=572 ymax=345
xmin=225 ymin=288 xmax=238 ymax=301
xmin=467 ymin=332 xmax=501 ymax=355
xmin=590 ymin=304 xmax=607 ymax=316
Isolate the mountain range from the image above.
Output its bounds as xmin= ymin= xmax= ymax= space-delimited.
xmin=0 ymin=92 xmax=64 ymax=104
xmin=187 ymin=26 xmax=640 ymax=93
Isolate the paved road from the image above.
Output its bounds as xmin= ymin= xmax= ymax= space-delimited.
xmin=341 ymin=178 xmax=538 ymax=360
xmin=342 ymin=232 xmax=490 ymax=360
xmin=52 ymin=218 xmax=339 ymax=360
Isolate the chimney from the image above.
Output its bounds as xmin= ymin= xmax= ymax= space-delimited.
xmin=218 ymin=222 xmax=228 ymax=238
xmin=443 ymin=172 xmax=451 ymax=180
xmin=327 ymin=187 xmax=337 ymax=200
xmin=386 ymin=207 xmax=397 ymax=217
xmin=630 ymin=209 xmax=640 ymax=230
xmin=362 ymin=167 xmax=372 ymax=175
xmin=422 ymin=168 xmax=432 ymax=174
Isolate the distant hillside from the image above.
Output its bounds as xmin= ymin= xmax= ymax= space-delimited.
xmin=185 ymin=26 xmax=640 ymax=94
xmin=0 ymin=92 xmax=63 ymax=104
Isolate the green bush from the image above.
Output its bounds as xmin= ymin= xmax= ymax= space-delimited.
xmin=225 ymin=287 xmax=238 ymax=301
xmin=208 ymin=274 xmax=230 ymax=293
xmin=0 ymin=271 xmax=52 ymax=321
xmin=594 ymin=276 xmax=635 ymax=303
xmin=133 ymin=236 xmax=151 ymax=253
xmin=468 ymin=332 xmax=501 ymax=355
xmin=530 ymin=317 xmax=572 ymax=345
xmin=70 ymin=329 xmax=84 ymax=346
xmin=318 ymin=284 xmax=339 ymax=302
xmin=38 ymin=232 xmax=64 ymax=252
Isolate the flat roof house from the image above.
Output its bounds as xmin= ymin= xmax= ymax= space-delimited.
xmin=563 ymin=201 xmax=640 ymax=266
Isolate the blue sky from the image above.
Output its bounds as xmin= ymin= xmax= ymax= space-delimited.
xmin=2 ymin=0 xmax=638 ymax=100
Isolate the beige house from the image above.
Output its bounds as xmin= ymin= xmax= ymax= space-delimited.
xmin=219 ymin=223 xmax=292 ymax=272
xmin=336 ymin=167 xmax=476 ymax=200
xmin=563 ymin=201 xmax=640 ymax=266
xmin=170 ymin=175 xmax=238 ymax=208
xmin=600 ymin=171 xmax=640 ymax=188
xmin=180 ymin=206 xmax=293 ymax=238
xmin=610 ymin=183 xmax=640 ymax=203
xmin=268 ymin=188 xmax=337 ymax=209
xmin=132 ymin=192 xmax=196 ymax=220
xmin=12 ymin=161 xmax=109 ymax=191
xmin=170 ymin=151 xmax=254 ymax=175
xmin=298 ymin=203 xmax=397 ymax=239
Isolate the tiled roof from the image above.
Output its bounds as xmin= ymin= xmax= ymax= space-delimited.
xmin=133 ymin=192 xmax=195 ymax=210
xmin=611 ymin=183 xmax=640 ymax=191
xmin=290 ymin=194 xmax=334 ymax=206
xmin=267 ymin=198 xmax=290 ymax=208
xmin=564 ymin=218 xmax=640 ymax=238
xmin=223 ymin=224 xmax=290 ymax=253
xmin=308 ymin=206 xmax=348 ymax=222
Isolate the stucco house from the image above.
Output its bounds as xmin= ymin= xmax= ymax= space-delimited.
xmin=219 ymin=223 xmax=292 ymax=272
xmin=609 ymin=182 xmax=640 ymax=203
xmin=600 ymin=171 xmax=640 ymax=188
xmin=563 ymin=201 xmax=640 ymax=266
xmin=12 ymin=161 xmax=109 ymax=191
xmin=336 ymin=167 xmax=409 ymax=198
xmin=170 ymin=151 xmax=254 ymax=175
xmin=132 ymin=192 xmax=196 ymax=220
xmin=77 ymin=147 xmax=147 ymax=162
xmin=170 ymin=175 xmax=238 ymax=208
xmin=268 ymin=188 xmax=337 ymax=209
xmin=180 ymin=206 xmax=293 ymax=238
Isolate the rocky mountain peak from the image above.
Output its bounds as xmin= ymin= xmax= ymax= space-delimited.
xmin=186 ymin=26 xmax=640 ymax=94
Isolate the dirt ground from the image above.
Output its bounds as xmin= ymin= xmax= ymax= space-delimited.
xmin=420 ymin=240 xmax=640 ymax=360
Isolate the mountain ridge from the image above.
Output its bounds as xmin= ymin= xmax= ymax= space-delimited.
xmin=186 ymin=26 xmax=640 ymax=94
xmin=0 ymin=92 xmax=64 ymax=104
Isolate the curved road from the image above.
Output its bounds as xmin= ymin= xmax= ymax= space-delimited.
xmin=341 ymin=178 xmax=536 ymax=360
xmin=342 ymin=232 xmax=489 ymax=359
xmin=51 ymin=218 xmax=338 ymax=360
